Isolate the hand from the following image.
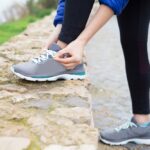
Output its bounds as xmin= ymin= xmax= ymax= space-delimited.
xmin=43 ymin=24 xmax=62 ymax=49
xmin=54 ymin=40 xmax=85 ymax=69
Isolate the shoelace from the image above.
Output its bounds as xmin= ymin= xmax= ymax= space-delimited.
xmin=115 ymin=121 xmax=137 ymax=132
xmin=32 ymin=49 xmax=57 ymax=64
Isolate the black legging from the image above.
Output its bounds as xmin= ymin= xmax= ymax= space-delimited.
xmin=59 ymin=0 xmax=95 ymax=43
xmin=58 ymin=0 xmax=150 ymax=114
xmin=117 ymin=0 xmax=150 ymax=114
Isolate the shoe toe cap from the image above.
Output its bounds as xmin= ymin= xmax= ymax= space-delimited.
xmin=12 ymin=62 xmax=33 ymax=76
xmin=100 ymin=130 xmax=109 ymax=140
xmin=100 ymin=129 xmax=116 ymax=142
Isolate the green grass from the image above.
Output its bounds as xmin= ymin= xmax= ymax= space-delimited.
xmin=0 ymin=9 xmax=52 ymax=45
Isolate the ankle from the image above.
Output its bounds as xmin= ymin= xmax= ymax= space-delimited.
xmin=57 ymin=40 xmax=67 ymax=49
xmin=134 ymin=114 xmax=150 ymax=124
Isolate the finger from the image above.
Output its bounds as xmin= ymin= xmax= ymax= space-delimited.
xmin=62 ymin=63 xmax=77 ymax=69
xmin=62 ymin=63 xmax=77 ymax=67
xmin=54 ymin=48 xmax=70 ymax=58
xmin=54 ymin=57 xmax=76 ymax=64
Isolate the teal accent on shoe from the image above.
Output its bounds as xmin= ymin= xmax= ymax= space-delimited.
xmin=31 ymin=72 xmax=85 ymax=78
xmin=71 ymin=72 xmax=86 ymax=75
xmin=138 ymin=122 xmax=150 ymax=127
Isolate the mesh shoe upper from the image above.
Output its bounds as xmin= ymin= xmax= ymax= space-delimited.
xmin=12 ymin=43 xmax=85 ymax=78
xmin=100 ymin=118 xmax=150 ymax=143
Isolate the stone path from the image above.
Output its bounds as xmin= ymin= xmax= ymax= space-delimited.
xmin=0 ymin=12 xmax=98 ymax=150
xmin=86 ymin=13 xmax=150 ymax=150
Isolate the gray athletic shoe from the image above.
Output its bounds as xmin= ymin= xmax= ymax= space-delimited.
xmin=11 ymin=43 xmax=87 ymax=81
xmin=100 ymin=117 xmax=150 ymax=145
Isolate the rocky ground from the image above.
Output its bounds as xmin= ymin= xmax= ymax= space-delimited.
xmin=0 ymin=12 xmax=98 ymax=150
xmin=0 ymin=5 xmax=150 ymax=150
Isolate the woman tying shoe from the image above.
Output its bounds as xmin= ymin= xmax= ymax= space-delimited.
xmin=12 ymin=0 xmax=150 ymax=145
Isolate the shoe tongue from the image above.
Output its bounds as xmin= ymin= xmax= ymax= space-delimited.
xmin=48 ymin=43 xmax=61 ymax=52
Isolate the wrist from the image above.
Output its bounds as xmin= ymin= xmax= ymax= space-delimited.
xmin=75 ymin=38 xmax=87 ymax=47
xmin=55 ymin=24 xmax=62 ymax=30
xmin=53 ymin=24 xmax=62 ymax=35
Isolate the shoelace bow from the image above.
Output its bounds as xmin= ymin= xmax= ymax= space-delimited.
xmin=115 ymin=121 xmax=137 ymax=132
xmin=32 ymin=49 xmax=57 ymax=64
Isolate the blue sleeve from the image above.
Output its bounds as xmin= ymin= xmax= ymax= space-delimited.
xmin=53 ymin=0 xmax=65 ymax=26
xmin=53 ymin=0 xmax=128 ymax=26
xmin=99 ymin=0 xmax=129 ymax=15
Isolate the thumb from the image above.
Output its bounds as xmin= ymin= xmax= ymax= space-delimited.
xmin=55 ymin=48 xmax=69 ymax=58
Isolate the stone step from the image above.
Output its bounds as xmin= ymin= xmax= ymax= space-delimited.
xmin=0 ymin=137 xmax=30 ymax=150
xmin=0 ymin=12 xmax=98 ymax=150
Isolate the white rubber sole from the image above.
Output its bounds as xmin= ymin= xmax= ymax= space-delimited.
xmin=100 ymin=137 xmax=150 ymax=146
xmin=11 ymin=67 xmax=87 ymax=82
